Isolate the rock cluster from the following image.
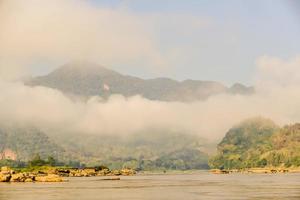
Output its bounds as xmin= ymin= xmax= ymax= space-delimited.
xmin=0 ymin=167 xmax=63 ymax=182
xmin=0 ymin=166 xmax=136 ymax=183
xmin=244 ymin=168 xmax=300 ymax=174
xmin=55 ymin=168 xmax=136 ymax=177
xmin=210 ymin=167 xmax=300 ymax=174
xmin=210 ymin=169 xmax=230 ymax=174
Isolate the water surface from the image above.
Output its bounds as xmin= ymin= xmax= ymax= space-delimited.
xmin=0 ymin=172 xmax=299 ymax=200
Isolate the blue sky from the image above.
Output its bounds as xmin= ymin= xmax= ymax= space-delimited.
xmin=87 ymin=0 xmax=300 ymax=85
xmin=2 ymin=0 xmax=299 ymax=85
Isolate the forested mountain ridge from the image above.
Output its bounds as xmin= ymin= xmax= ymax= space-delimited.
xmin=0 ymin=125 xmax=210 ymax=170
xmin=26 ymin=62 xmax=254 ymax=102
xmin=209 ymin=118 xmax=300 ymax=169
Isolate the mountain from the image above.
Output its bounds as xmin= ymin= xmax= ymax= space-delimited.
xmin=26 ymin=61 xmax=254 ymax=101
xmin=209 ymin=118 xmax=300 ymax=169
xmin=10 ymin=61 xmax=255 ymax=170
xmin=228 ymin=83 xmax=255 ymax=95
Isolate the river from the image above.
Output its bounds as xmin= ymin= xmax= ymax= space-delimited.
xmin=0 ymin=172 xmax=299 ymax=200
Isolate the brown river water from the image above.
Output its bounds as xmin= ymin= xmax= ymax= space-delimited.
xmin=0 ymin=172 xmax=299 ymax=200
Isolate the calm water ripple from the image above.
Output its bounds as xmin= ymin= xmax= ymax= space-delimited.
xmin=0 ymin=172 xmax=299 ymax=200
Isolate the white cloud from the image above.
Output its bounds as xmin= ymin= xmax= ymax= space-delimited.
xmin=256 ymin=55 xmax=300 ymax=89
xmin=0 ymin=0 xmax=164 ymax=78
xmin=0 ymin=0 xmax=299 ymax=141
xmin=0 ymin=0 xmax=216 ymax=80
xmin=0 ymin=56 xmax=299 ymax=141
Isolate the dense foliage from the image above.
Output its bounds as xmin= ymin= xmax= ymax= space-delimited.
xmin=209 ymin=118 xmax=300 ymax=169
xmin=0 ymin=125 xmax=210 ymax=170
xmin=53 ymin=131 xmax=210 ymax=170
xmin=0 ymin=124 xmax=65 ymax=161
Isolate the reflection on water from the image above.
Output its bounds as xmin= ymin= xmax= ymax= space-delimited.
xmin=0 ymin=172 xmax=300 ymax=200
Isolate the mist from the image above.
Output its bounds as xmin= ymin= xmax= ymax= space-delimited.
xmin=0 ymin=0 xmax=299 ymax=141
xmin=0 ymin=55 xmax=299 ymax=141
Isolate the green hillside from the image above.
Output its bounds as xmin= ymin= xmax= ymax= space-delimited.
xmin=209 ymin=118 xmax=300 ymax=169
xmin=0 ymin=125 xmax=210 ymax=170
xmin=52 ymin=131 xmax=210 ymax=170
xmin=0 ymin=124 xmax=66 ymax=161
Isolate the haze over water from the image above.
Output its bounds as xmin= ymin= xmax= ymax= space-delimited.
xmin=1 ymin=172 xmax=300 ymax=200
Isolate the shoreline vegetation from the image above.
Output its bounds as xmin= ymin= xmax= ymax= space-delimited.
xmin=1 ymin=117 xmax=299 ymax=182
xmin=209 ymin=118 xmax=300 ymax=171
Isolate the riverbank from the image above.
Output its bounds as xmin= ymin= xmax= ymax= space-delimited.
xmin=210 ymin=167 xmax=300 ymax=174
xmin=0 ymin=166 xmax=136 ymax=182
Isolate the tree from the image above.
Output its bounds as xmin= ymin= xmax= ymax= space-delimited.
xmin=47 ymin=156 xmax=56 ymax=166
xmin=29 ymin=154 xmax=46 ymax=167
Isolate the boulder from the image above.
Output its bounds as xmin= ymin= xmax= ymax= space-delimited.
xmin=120 ymin=169 xmax=136 ymax=176
xmin=97 ymin=169 xmax=111 ymax=176
xmin=82 ymin=168 xmax=96 ymax=176
xmin=0 ymin=173 xmax=11 ymax=182
xmin=111 ymin=170 xmax=121 ymax=176
xmin=10 ymin=173 xmax=35 ymax=182
xmin=0 ymin=166 xmax=14 ymax=175
xmin=55 ymin=169 xmax=70 ymax=177
xmin=35 ymin=174 xmax=63 ymax=182
xmin=25 ymin=178 xmax=34 ymax=182
xmin=10 ymin=173 xmax=26 ymax=182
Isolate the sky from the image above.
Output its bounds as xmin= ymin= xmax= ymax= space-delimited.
xmin=88 ymin=0 xmax=300 ymax=85
xmin=0 ymin=0 xmax=300 ymax=85
xmin=0 ymin=0 xmax=300 ymax=140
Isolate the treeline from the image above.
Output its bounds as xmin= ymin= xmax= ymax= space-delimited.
xmin=209 ymin=118 xmax=300 ymax=169
xmin=0 ymin=154 xmax=85 ymax=169
xmin=1 ymin=125 xmax=211 ymax=171
xmin=104 ymin=148 xmax=209 ymax=171
xmin=0 ymin=148 xmax=209 ymax=171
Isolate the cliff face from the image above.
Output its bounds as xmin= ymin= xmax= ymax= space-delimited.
xmin=209 ymin=118 xmax=300 ymax=169
xmin=0 ymin=149 xmax=17 ymax=160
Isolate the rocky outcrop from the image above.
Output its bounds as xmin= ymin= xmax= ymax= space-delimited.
xmin=10 ymin=173 xmax=35 ymax=182
xmin=0 ymin=167 xmax=64 ymax=182
xmin=0 ymin=173 xmax=11 ymax=182
xmin=55 ymin=167 xmax=136 ymax=177
xmin=0 ymin=166 xmax=13 ymax=182
xmin=35 ymin=174 xmax=63 ymax=182
xmin=0 ymin=166 xmax=136 ymax=183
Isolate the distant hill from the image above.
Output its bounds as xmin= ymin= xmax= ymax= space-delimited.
xmin=0 ymin=124 xmax=210 ymax=170
xmin=209 ymin=118 xmax=300 ymax=169
xmin=26 ymin=61 xmax=254 ymax=101
xmin=51 ymin=130 xmax=211 ymax=170
xmin=0 ymin=124 xmax=66 ymax=161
